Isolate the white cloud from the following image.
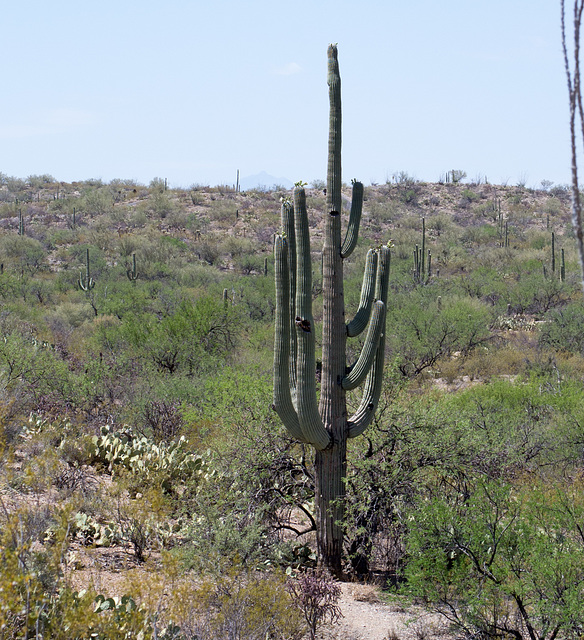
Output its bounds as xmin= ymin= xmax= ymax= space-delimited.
xmin=273 ymin=62 xmax=302 ymax=76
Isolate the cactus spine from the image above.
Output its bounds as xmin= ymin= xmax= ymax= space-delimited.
xmin=273 ymin=45 xmax=390 ymax=575
xmin=78 ymin=248 xmax=95 ymax=291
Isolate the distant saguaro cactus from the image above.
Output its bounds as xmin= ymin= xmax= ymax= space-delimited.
xmin=126 ymin=253 xmax=138 ymax=283
xmin=78 ymin=248 xmax=95 ymax=291
xmin=273 ymin=45 xmax=390 ymax=575
xmin=413 ymin=217 xmax=431 ymax=284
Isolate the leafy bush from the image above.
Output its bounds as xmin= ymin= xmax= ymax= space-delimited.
xmin=403 ymin=477 xmax=584 ymax=640
xmin=386 ymin=293 xmax=492 ymax=377
xmin=539 ymin=301 xmax=584 ymax=355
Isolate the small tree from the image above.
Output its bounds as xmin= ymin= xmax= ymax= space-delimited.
xmin=405 ymin=477 xmax=584 ymax=640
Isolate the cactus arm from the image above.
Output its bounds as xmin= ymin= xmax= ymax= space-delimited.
xmin=347 ymin=245 xmax=390 ymax=438
xmin=346 ymin=248 xmax=377 ymax=338
xmin=273 ymin=235 xmax=306 ymax=442
xmin=347 ymin=334 xmax=385 ymax=439
xmin=342 ymin=300 xmax=385 ymax=390
xmin=341 ymin=180 xmax=364 ymax=259
xmin=281 ymin=199 xmax=297 ymax=393
xmin=375 ymin=245 xmax=391 ymax=304
xmin=294 ymin=187 xmax=330 ymax=451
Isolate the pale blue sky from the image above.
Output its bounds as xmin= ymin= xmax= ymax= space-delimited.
xmin=0 ymin=0 xmax=570 ymax=189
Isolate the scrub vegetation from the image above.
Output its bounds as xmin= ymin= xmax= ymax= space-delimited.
xmin=0 ymin=169 xmax=582 ymax=639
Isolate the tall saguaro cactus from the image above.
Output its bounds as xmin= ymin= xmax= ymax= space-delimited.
xmin=273 ymin=44 xmax=390 ymax=575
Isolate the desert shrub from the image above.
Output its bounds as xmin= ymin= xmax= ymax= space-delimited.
xmin=131 ymin=564 xmax=305 ymax=640
xmin=145 ymin=192 xmax=179 ymax=220
xmin=81 ymin=186 xmax=114 ymax=217
xmin=460 ymin=223 xmax=500 ymax=246
xmin=0 ymin=235 xmax=46 ymax=274
xmin=121 ymin=296 xmax=238 ymax=376
xmin=386 ymin=293 xmax=492 ymax=377
xmin=287 ymin=569 xmax=342 ymax=640
xmin=176 ymin=262 xmax=222 ymax=288
xmin=403 ymin=476 xmax=584 ymax=640
xmin=345 ymin=374 xmax=584 ymax=579
xmin=195 ymin=238 xmax=223 ymax=266
xmin=142 ymin=399 xmax=185 ymax=443
xmin=507 ymin=269 xmax=570 ymax=315
xmin=368 ymin=199 xmax=402 ymax=224
xmin=539 ymin=301 xmax=584 ymax=355
xmin=180 ymin=370 xmax=315 ymax=565
xmin=26 ymin=174 xmax=55 ymax=189
xmin=207 ymin=200 xmax=238 ymax=223
xmin=0 ymin=327 xmax=75 ymax=420
xmin=45 ymin=300 xmax=95 ymax=329
xmin=458 ymin=188 xmax=480 ymax=208
xmin=0 ymin=503 xmax=154 ymax=639
xmin=233 ymin=253 xmax=266 ymax=275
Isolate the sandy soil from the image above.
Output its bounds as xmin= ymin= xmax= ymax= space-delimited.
xmin=327 ymin=583 xmax=453 ymax=640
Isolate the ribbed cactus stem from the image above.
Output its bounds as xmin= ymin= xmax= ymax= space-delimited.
xmin=421 ymin=217 xmax=426 ymax=278
xmin=327 ymin=44 xmax=342 ymax=216
xmin=342 ymin=300 xmax=385 ymax=390
xmin=273 ymin=235 xmax=305 ymax=442
xmin=348 ymin=245 xmax=390 ymax=438
xmin=78 ymin=247 xmax=95 ymax=291
xmin=341 ymin=180 xmax=364 ymax=258
xmin=561 ymin=248 xmax=566 ymax=282
xmin=551 ymin=231 xmax=556 ymax=273
xmin=281 ymin=199 xmax=297 ymax=392
xmin=126 ymin=253 xmax=138 ymax=282
xmin=414 ymin=245 xmax=420 ymax=282
xmin=273 ymin=45 xmax=389 ymax=575
xmin=294 ymin=187 xmax=329 ymax=450
xmin=347 ymin=249 xmax=377 ymax=337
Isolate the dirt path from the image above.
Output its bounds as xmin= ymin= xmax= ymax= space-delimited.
xmin=328 ymin=583 xmax=453 ymax=640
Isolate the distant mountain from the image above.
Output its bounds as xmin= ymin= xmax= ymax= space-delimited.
xmin=239 ymin=171 xmax=293 ymax=191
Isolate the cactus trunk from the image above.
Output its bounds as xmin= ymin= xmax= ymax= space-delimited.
xmin=273 ymin=45 xmax=389 ymax=576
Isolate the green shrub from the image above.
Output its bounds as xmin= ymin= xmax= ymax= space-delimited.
xmin=539 ymin=301 xmax=584 ymax=354
xmin=403 ymin=477 xmax=584 ymax=640
xmin=386 ymin=293 xmax=492 ymax=377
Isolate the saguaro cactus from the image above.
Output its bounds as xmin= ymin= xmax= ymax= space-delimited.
xmin=126 ymin=252 xmax=139 ymax=283
xmin=273 ymin=44 xmax=390 ymax=575
xmin=79 ymin=248 xmax=95 ymax=291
